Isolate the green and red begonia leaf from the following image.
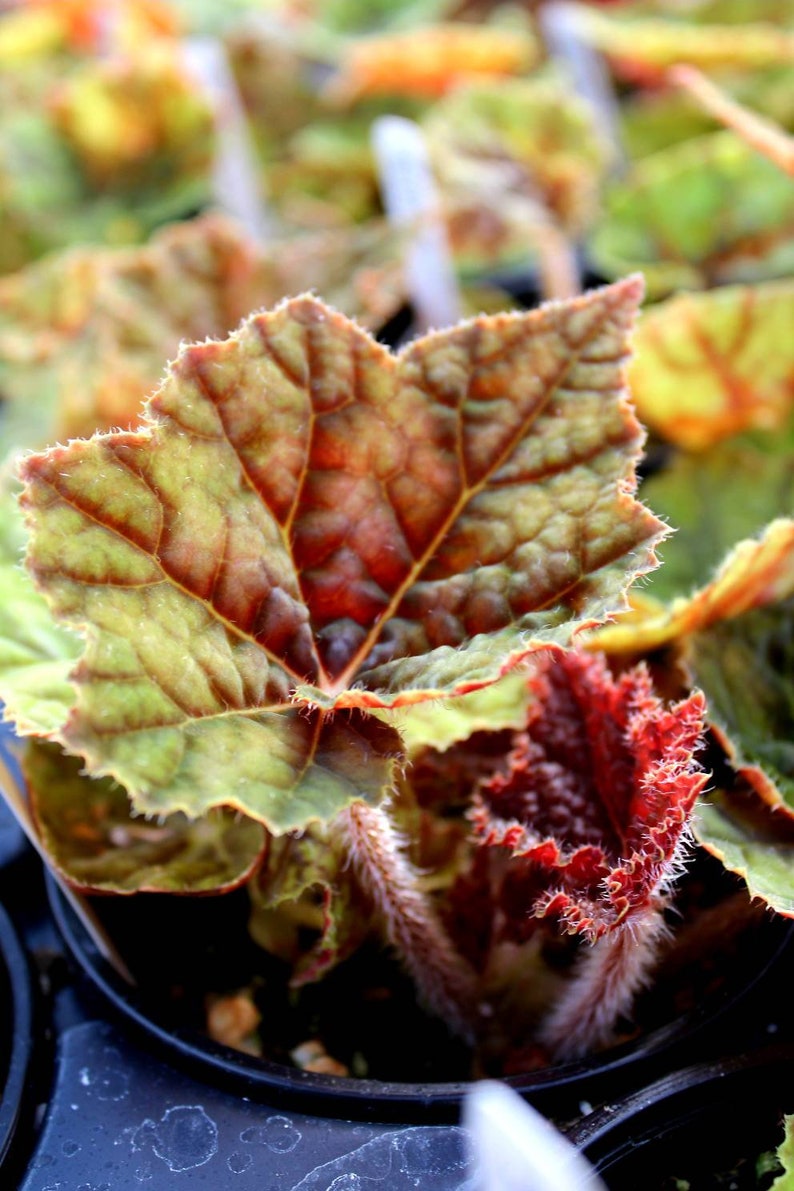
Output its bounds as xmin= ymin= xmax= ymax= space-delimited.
xmin=471 ymin=650 xmax=708 ymax=943
xmin=14 ymin=280 xmax=663 ymax=833
xmin=26 ymin=739 xmax=266 ymax=894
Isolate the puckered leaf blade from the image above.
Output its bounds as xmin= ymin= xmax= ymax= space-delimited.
xmin=16 ymin=282 xmax=662 ymax=828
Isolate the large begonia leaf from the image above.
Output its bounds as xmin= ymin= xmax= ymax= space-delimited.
xmin=423 ymin=77 xmax=605 ymax=273
xmin=13 ymin=280 xmax=663 ymax=832
xmin=25 ymin=740 xmax=266 ymax=894
xmin=588 ymin=132 xmax=794 ymax=299
xmin=0 ymin=212 xmax=404 ymax=462
xmin=628 ymin=281 xmax=794 ymax=450
xmin=590 ymin=519 xmax=794 ymax=655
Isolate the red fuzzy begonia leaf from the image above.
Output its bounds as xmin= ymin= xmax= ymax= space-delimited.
xmin=13 ymin=280 xmax=662 ymax=834
xmin=471 ymin=650 xmax=708 ymax=943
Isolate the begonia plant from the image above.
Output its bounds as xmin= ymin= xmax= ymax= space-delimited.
xmin=0 ymin=275 xmax=730 ymax=1071
xmin=0 ymin=0 xmax=793 ymax=1085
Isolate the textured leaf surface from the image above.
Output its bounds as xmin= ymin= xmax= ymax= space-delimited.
xmin=472 ymin=650 xmax=708 ymax=942
xmin=588 ymin=132 xmax=794 ymax=298
xmin=15 ymin=281 xmax=662 ymax=830
xmin=0 ymin=213 xmax=403 ymax=462
xmin=591 ymin=520 xmax=794 ymax=654
xmin=26 ymin=740 xmax=266 ymax=894
xmin=628 ymin=281 xmax=794 ymax=450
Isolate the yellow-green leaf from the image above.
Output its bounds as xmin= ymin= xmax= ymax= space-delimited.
xmin=629 ymin=281 xmax=794 ymax=450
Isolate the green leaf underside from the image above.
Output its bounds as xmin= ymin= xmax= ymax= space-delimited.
xmin=687 ymin=598 xmax=794 ymax=810
xmin=694 ymin=797 xmax=794 ymax=917
xmin=26 ymin=740 xmax=266 ymax=893
xmin=17 ymin=282 xmax=663 ymax=829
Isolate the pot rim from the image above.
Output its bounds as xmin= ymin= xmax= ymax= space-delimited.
xmin=0 ymin=901 xmax=35 ymax=1167
xmin=564 ymin=1043 xmax=794 ymax=1176
xmin=46 ymin=871 xmax=794 ymax=1123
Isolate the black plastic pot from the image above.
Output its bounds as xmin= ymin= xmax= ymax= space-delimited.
xmin=0 ymin=899 xmax=38 ymax=1185
xmin=45 ymin=852 xmax=794 ymax=1128
xmin=565 ymin=1045 xmax=794 ymax=1188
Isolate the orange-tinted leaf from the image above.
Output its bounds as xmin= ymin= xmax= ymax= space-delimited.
xmin=15 ymin=280 xmax=662 ymax=831
xmin=325 ymin=23 xmax=537 ymax=104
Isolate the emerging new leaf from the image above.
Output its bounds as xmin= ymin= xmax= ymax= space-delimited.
xmin=589 ymin=133 xmax=794 ymax=299
xmin=472 ymin=650 xmax=708 ymax=943
xmin=14 ymin=281 xmax=663 ymax=833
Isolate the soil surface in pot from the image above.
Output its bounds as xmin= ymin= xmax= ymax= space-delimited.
xmin=69 ymin=848 xmax=787 ymax=1086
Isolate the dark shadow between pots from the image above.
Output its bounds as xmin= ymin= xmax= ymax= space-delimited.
xmin=44 ymin=849 xmax=794 ymax=1127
